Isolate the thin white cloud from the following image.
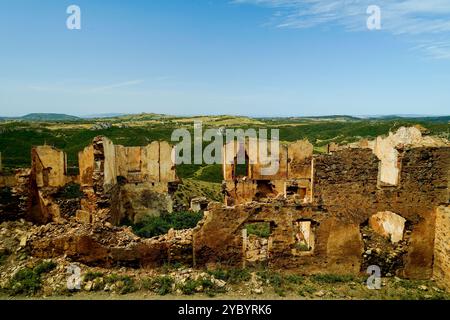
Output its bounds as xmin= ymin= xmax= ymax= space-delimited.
xmin=233 ymin=0 xmax=450 ymax=59
xmin=28 ymin=79 xmax=145 ymax=94
xmin=87 ymin=80 xmax=144 ymax=93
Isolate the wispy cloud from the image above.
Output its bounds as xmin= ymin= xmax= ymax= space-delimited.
xmin=233 ymin=0 xmax=450 ymax=59
xmin=28 ymin=79 xmax=145 ymax=94
xmin=86 ymin=80 xmax=144 ymax=93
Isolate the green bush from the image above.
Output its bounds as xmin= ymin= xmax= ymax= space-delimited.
xmin=7 ymin=260 xmax=56 ymax=296
xmin=311 ymin=274 xmax=355 ymax=284
xmin=148 ymin=276 xmax=174 ymax=296
xmin=208 ymin=268 xmax=251 ymax=284
xmin=105 ymin=274 xmax=136 ymax=295
xmin=179 ymin=278 xmax=225 ymax=297
xmin=34 ymin=261 xmax=57 ymax=275
xmin=132 ymin=211 xmax=204 ymax=238
xmin=246 ymin=223 xmax=271 ymax=238
xmin=180 ymin=279 xmax=198 ymax=295
xmin=285 ymin=274 xmax=305 ymax=285
xmin=298 ymin=284 xmax=316 ymax=296
xmin=83 ymin=271 xmax=104 ymax=282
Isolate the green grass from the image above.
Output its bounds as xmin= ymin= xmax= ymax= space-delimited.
xmin=311 ymin=274 xmax=357 ymax=284
xmin=33 ymin=261 xmax=57 ymax=275
xmin=246 ymin=222 xmax=271 ymax=238
xmin=131 ymin=211 xmax=204 ymax=238
xmin=207 ymin=268 xmax=251 ymax=284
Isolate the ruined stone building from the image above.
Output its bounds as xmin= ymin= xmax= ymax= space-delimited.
xmin=0 ymin=137 xmax=178 ymax=226
xmin=0 ymin=127 xmax=449 ymax=291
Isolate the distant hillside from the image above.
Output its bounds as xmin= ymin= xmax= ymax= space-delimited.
xmin=1 ymin=113 xmax=81 ymax=122
xmin=20 ymin=113 xmax=81 ymax=121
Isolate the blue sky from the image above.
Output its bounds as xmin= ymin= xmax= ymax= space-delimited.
xmin=0 ymin=0 xmax=450 ymax=117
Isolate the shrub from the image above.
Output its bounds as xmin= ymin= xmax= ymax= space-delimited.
xmin=132 ymin=211 xmax=204 ymax=238
xmin=149 ymin=276 xmax=174 ymax=296
xmin=8 ymin=268 xmax=41 ymax=295
xmin=285 ymin=274 xmax=305 ymax=285
xmin=83 ymin=271 xmax=104 ymax=282
xmin=208 ymin=268 xmax=251 ymax=284
xmin=7 ymin=261 xmax=56 ymax=296
xmin=246 ymin=223 xmax=271 ymax=238
xmin=105 ymin=274 xmax=136 ymax=295
xmin=34 ymin=261 xmax=57 ymax=275
xmin=298 ymin=284 xmax=316 ymax=296
xmin=180 ymin=279 xmax=198 ymax=295
xmin=179 ymin=278 xmax=225 ymax=297
xmin=311 ymin=274 xmax=355 ymax=284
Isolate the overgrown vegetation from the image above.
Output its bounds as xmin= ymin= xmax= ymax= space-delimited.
xmin=311 ymin=274 xmax=357 ymax=284
xmin=246 ymin=222 xmax=271 ymax=238
xmin=143 ymin=276 xmax=174 ymax=296
xmin=207 ymin=268 xmax=251 ymax=284
xmin=130 ymin=211 xmax=204 ymax=238
xmin=6 ymin=260 xmax=56 ymax=296
xmin=178 ymin=278 xmax=225 ymax=297
xmin=104 ymin=274 xmax=136 ymax=295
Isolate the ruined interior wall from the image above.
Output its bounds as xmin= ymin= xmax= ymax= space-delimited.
xmin=78 ymin=137 xmax=177 ymax=225
xmin=251 ymin=144 xmax=288 ymax=180
xmin=115 ymin=182 xmax=172 ymax=225
xmin=102 ymin=137 xmax=117 ymax=192
xmin=159 ymin=141 xmax=177 ymax=182
xmin=223 ymin=140 xmax=314 ymax=204
xmin=115 ymin=145 xmax=141 ymax=179
xmin=434 ymin=206 xmax=450 ymax=291
xmin=142 ymin=142 xmax=160 ymax=182
xmin=32 ymin=146 xmax=67 ymax=188
xmin=78 ymin=144 xmax=94 ymax=188
xmin=287 ymin=140 xmax=313 ymax=179
xmin=115 ymin=141 xmax=176 ymax=184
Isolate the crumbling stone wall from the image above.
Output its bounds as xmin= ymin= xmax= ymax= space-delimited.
xmin=28 ymin=146 xmax=71 ymax=224
xmin=223 ymin=139 xmax=314 ymax=205
xmin=3 ymin=128 xmax=449 ymax=287
xmin=434 ymin=206 xmax=450 ymax=291
xmin=197 ymin=137 xmax=450 ymax=279
xmin=77 ymin=137 xmax=178 ymax=225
